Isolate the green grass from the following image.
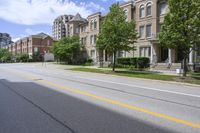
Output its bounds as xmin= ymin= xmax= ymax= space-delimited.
xmin=70 ymin=68 xmax=200 ymax=85
xmin=70 ymin=68 xmax=175 ymax=80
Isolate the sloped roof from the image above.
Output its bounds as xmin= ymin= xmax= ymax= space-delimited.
xmin=70 ymin=13 xmax=87 ymax=22
xmin=31 ymin=32 xmax=50 ymax=39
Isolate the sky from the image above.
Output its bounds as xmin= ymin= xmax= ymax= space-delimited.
xmin=0 ymin=0 xmax=129 ymax=42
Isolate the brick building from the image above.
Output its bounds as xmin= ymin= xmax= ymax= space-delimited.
xmin=3 ymin=33 xmax=54 ymax=60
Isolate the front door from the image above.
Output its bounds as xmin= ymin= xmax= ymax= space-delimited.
xmin=161 ymin=47 xmax=168 ymax=62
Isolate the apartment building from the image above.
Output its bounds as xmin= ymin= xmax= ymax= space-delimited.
xmin=4 ymin=33 xmax=54 ymax=59
xmin=79 ymin=12 xmax=102 ymax=63
xmin=53 ymin=0 xmax=199 ymax=69
xmin=52 ymin=15 xmax=74 ymax=40
xmin=0 ymin=33 xmax=12 ymax=48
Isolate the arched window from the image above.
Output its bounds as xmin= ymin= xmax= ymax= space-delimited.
xmin=94 ymin=19 xmax=97 ymax=29
xmin=124 ymin=9 xmax=128 ymax=21
xmin=159 ymin=1 xmax=167 ymax=15
xmin=146 ymin=3 xmax=152 ymax=16
xmin=90 ymin=20 xmax=94 ymax=30
xmin=139 ymin=5 xmax=145 ymax=18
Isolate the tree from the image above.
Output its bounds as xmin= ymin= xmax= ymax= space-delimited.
xmin=159 ymin=0 xmax=200 ymax=76
xmin=97 ymin=3 xmax=137 ymax=71
xmin=51 ymin=36 xmax=81 ymax=64
xmin=0 ymin=48 xmax=12 ymax=63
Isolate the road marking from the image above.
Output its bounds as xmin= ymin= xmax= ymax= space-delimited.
xmin=75 ymin=76 xmax=200 ymax=98
xmin=3 ymin=66 xmax=200 ymax=128
xmin=39 ymin=80 xmax=200 ymax=129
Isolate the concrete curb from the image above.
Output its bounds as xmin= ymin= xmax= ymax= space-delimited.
xmin=70 ymin=70 xmax=200 ymax=88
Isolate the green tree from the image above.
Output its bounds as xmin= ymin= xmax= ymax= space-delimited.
xmin=51 ymin=36 xmax=81 ymax=64
xmin=0 ymin=48 xmax=12 ymax=62
xmin=159 ymin=0 xmax=200 ymax=76
xmin=20 ymin=54 xmax=29 ymax=62
xmin=97 ymin=3 xmax=137 ymax=71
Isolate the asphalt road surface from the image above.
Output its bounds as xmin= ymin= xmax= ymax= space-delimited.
xmin=0 ymin=63 xmax=200 ymax=133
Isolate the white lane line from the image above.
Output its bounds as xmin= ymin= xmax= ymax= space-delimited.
xmin=76 ymin=76 xmax=200 ymax=98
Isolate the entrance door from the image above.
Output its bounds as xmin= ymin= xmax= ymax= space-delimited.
xmin=161 ymin=47 xmax=168 ymax=62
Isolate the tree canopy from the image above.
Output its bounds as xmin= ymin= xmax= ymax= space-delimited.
xmin=159 ymin=0 xmax=200 ymax=76
xmin=97 ymin=3 xmax=138 ymax=71
xmin=51 ymin=36 xmax=81 ymax=64
xmin=0 ymin=48 xmax=12 ymax=62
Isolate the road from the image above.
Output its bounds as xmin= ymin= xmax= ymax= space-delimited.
xmin=0 ymin=63 xmax=200 ymax=133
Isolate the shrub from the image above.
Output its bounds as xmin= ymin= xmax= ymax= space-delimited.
xmin=136 ymin=57 xmax=150 ymax=69
xmin=86 ymin=58 xmax=93 ymax=63
xmin=117 ymin=57 xmax=150 ymax=69
xmin=117 ymin=58 xmax=132 ymax=65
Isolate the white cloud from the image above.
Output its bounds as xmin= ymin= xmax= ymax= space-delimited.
xmin=0 ymin=0 xmax=103 ymax=25
xmin=12 ymin=37 xmax=21 ymax=42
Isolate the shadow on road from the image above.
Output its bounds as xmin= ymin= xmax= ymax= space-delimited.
xmin=0 ymin=79 xmax=179 ymax=133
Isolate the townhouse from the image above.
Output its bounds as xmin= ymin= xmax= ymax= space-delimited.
xmin=53 ymin=0 xmax=199 ymax=70
xmin=3 ymin=33 xmax=54 ymax=59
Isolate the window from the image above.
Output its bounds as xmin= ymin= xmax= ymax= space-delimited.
xmin=139 ymin=5 xmax=145 ymax=18
xmin=158 ymin=23 xmax=163 ymax=32
xmin=90 ymin=20 xmax=94 ymax=30
xmin=124 ymin=9 xmax=128 ymax=21
xmin=76 ymin=28 xmax=79 ymax=33
xmin=146 ymin=3 xmax=152 ymax=16
xmin=81 ymin=38 xmax=84 ymax=45
xmin=94 ymin=20 xmax=97 ymax=29
xmin=146 ymin=24 xmax=152 ymax=38
xmin=34 ymin=47 xmax=38 ymax=53
xmin=90 ymin=50 xmax=95 ymax=58
xmin=94 ymin=35 xmax=97 ymax=44
xmin=90 ymin=35 xmax=93 ymax=44
xmin=47 ymin=40 xmax=50 ymax=46
xmin=139 ymin=26 xmax=145 ymax=38
xmin=159 ymin=2 xmax=167 ymax=15
xmin=140 ymin=47 xmax=151 ymax=57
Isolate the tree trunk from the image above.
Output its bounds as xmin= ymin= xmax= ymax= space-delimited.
xmin=112 ymin=51 xmax=116 ymax=72
xmin=182 ymin=57 xmax=187 ymax=77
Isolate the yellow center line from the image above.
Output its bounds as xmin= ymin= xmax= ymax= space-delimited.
xmin=39 ymin=79 xmax=200 ymax=129
xmin=3 ymin=67 xmax=200 ymax=129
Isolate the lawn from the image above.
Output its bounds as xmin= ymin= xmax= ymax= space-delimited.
xmin=70 ymin=68 xmax=200 ymax=85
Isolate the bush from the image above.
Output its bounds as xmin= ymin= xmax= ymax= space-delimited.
xmin=117 ymin=58 xmax=132 ymax=65
xmin=137 ymin=57 xmax=150 ymax=69
xmin=86 ymin=58 xmax=93 ymax=63
xmin=117 ymin=57 xmax=150 ymax=69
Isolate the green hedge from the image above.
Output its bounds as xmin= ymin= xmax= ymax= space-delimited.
xmin=117 ymin=57 xmax=150 ymax=68
xmin=137 ymin=57 xmax=150 ymax=68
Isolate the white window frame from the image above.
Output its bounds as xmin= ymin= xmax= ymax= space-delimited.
xmin=139 ymin=4 xmax=145 ymax=18
xmin=139 ymin=25 xmax=145 ymax=39
xmin=146 ymin=24 xmax=152 ymax=38
xmin=159 ymin=1 xmax=167 ymax=15
xmin=146 ymin=2 xmax=152 ymax=16
xmin=124 ymin=9 xmax=128 ymax=22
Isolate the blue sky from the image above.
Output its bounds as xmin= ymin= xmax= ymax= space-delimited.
xmin=0 ymin=0 xmax=128 ymax=42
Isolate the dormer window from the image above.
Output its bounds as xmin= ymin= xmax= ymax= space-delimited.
xmin=139 ymin=5 xmax=145 ymax=18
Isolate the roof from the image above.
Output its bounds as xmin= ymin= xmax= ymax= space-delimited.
xmin=69 ymin=13 xmax=87 ymax=23
xmin=30 ymin=32 xmax=50 ymax=39
xmin=120 ymin=0 xmax=135 ymax=8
